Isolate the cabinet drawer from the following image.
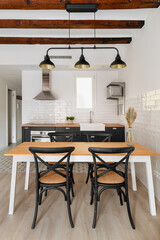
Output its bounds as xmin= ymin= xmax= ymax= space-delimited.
xmin=30 ymin=127 xmax=56 ymax=131
xmin=56 ymin=127 xmax=80 ymax=133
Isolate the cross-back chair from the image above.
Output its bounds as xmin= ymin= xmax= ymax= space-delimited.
xmin=86 ymin=133 xmax=112 ymax=143
xmin=48 ymin=132 xmax=74 ymax=142
xmin=48 ymin=132 xmax=75 ymax=183
xmin=29 ymin=146 xmax=75 ymax=229
xmin=88 ymin=146 xmax=135 ymax=229
xmin=85 ymin=133 xmax=112 ymax=184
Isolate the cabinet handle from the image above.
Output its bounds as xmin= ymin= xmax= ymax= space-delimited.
xmin=112 ymin=128 xmax=117 ymax=130
xmin=66 ymin=128 xmax=70 ymax=130
xmin=91 ymin=136 xmax=95 ymax=138
xmin=24 ymin=127 xmax=28 ymax=130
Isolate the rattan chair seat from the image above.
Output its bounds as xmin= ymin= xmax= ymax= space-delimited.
xmin=39 ymin=170 xmax=67 ymax=184
xmin=93 ymin=170 xmax=124 ymax=184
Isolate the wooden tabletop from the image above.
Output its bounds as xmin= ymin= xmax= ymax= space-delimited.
xmin=21 ymin=123 xmax=125 ymax=128
xmin=5 ymin=142 xmax=159 ymax=156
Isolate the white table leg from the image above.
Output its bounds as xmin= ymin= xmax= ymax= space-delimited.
xmin=24 ymin=161 xmax=30 ymax=190
xmin=9 ymin=159 xmax=17 ymax=215
xmin=146 ymin=157 xmax=156 ymax=216
xmin=130 ymin=162 xmax=137 ymax=191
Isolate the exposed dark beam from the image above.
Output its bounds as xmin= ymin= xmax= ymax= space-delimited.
xmin=0 ymin=0 xmax=159 ymax=10
xmin=0 ymin=19 xmax=144 ymax=29
xmin=0 ymin=37 xmax=132 ymax=44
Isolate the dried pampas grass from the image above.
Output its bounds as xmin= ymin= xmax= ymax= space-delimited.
xmin=125 ymin=107 xmax=137 ymax=127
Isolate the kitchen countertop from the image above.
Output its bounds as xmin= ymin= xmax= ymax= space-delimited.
xmin=22 ymin=123 xmax=125 ymax=127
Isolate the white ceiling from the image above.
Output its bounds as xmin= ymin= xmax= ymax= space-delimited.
xmin=0 ymin=9 xmax=154 ymax=20
xmin=0 ymin=8 xmax=157 ymax=85
xmin=0 ymin=29 xmax=139 ymax=37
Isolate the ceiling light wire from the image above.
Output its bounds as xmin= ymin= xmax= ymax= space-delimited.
xmin=68 ymin=12 xmax=71 ymax=49
xmin=94 ymin=11 xmax=96 ymax=49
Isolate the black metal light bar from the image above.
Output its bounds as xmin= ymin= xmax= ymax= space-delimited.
xmin=46 ymin=46 xmax=119 ymax=55
xmin=65 ymin=3 xmax=98 ymax=13
xmin=39 ymin=46 xmax=126 ymax=70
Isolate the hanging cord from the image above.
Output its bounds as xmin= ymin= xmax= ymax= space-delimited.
xmin=68 ymin=12 xmax=71 ymax=49
xmin=94 ymin=11 xmax=96 ymax=49
xmin=81 ymin=47 xmax=83 ymax=56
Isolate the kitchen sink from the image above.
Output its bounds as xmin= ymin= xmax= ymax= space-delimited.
xmin=80 ymin=123 xmax=105 ymax=131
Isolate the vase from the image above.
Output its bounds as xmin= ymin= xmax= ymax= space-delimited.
xmin=67 ymin=119 xmax=73 ymax=124
xmin=127 ymin=127 xmax=134 ymax=146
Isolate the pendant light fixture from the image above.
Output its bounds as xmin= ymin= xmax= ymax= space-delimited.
xmin=39 ymin=3 xmax=127 ymax=70
xmin=110 ymin=53 xmax=126 ymax=69
xmin=39 ymin=54 xmax=55 ymax=69
xmin=74 ymin=48 xmax=90 ymax=69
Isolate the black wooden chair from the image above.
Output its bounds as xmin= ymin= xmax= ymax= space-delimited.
xmin=85 ymin=133 xmax=112 ymax=184
xmin=86 ymin=133 xmax=112 ymax=143
xmin=88 ymin=146 xmax=135 ymax=229
xmin=48 ymin=132 xmax=75 ymax=183
xmin=29 ymin=146 xmax=75 ymax=229
xmin=48 ymin=132 xmax=74 ymax=142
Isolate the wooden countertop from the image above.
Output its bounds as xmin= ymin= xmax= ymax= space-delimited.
xmin=22 ymin=123 xmax=125 ymax=128
xmin=5 ymin=142 xmax=159 ymax=156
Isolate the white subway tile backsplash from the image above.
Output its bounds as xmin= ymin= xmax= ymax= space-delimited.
xmin=22 ymin=99 xmax=120 ymax=124
xmin=125 ymin=88 xmax=160 ymax=201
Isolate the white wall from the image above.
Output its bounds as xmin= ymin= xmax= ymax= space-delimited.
xmin=0 ymin=77 xmax=21 ymax=149
xmin=119 ymin=7 xmax=160 ymax=97
xmin=119 ymin=7 xmax=160 ymax=201
xmin=22 ymin=70 xmax=123 ymax=124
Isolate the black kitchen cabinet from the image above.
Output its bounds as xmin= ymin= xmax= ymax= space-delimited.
xmin=22 ymin=126 xmax=56 ymax=142
xmin=22 ymin=125 xmax=125 ymax=142
xmin=55 ymin=127 xmax=81 ymax=141
xmin=105 ymin=127 xmax=125 ymax=142
xmin=22 ymin=127 xmax=31 ymax=142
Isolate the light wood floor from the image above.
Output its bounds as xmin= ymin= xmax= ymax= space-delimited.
xmin=0 ymin=173 xmax=160 ymax=240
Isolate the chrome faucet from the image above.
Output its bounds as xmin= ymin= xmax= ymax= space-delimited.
xmin=89 ymin=111 xmax=94 ymax=123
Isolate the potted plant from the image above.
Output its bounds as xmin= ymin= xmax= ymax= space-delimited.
xmin=66 ymin=116 xmax=75 ymax=124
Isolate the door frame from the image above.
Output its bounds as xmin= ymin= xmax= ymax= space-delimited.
xmin=6 ymin=86 xmax=17 ymax=145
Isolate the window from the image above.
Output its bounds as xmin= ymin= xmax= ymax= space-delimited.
xmin=76 ymin=77 xmax=94 ymax=109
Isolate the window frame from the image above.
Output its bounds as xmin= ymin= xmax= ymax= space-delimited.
xmin=75 ymin=73 xmax=96 ymax=111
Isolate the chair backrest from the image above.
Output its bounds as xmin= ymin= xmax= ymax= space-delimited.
xmin=86 ymin=133 xmax=112 ymax=142
xmin=48 ymin=132 xmax=74 ymax=142
xmin=29 ymin=147 xmax=75 ymax=183
xmin=88 ymin=147 xmax=135 ymax=184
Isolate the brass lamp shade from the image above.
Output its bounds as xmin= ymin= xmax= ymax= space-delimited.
xmin=110 ymin=53 xmax=126 ymax=69
xmin=39 ymin=54 xmax=55 ymax=69
xmin=74 ymin=53 xmax=90 ymax=69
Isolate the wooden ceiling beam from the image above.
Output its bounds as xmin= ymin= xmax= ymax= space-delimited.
xmin=0 ymin=1 xmax=159 ymax=10
xmin=0 ymin=37 xmax=132 ymax=44
xmin=0 ymin=19 xmax=144 ymax=29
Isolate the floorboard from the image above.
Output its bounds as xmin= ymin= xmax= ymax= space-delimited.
xmin=0 ymin=173 xmax=160 ymax=240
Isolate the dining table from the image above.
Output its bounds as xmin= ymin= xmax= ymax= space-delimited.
xmin=5 ymin=141 xmax=159 ymax=216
